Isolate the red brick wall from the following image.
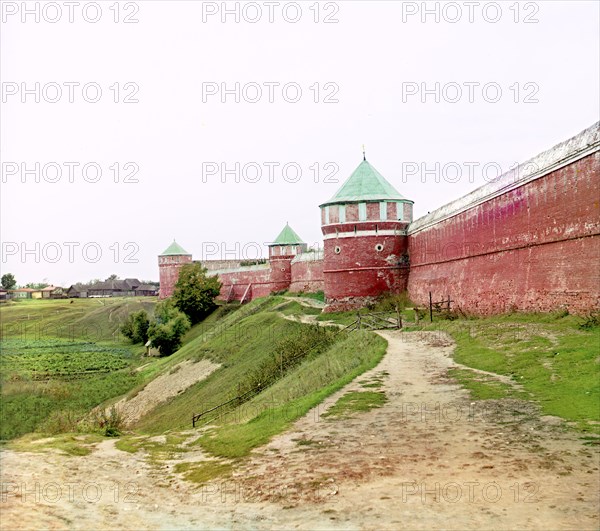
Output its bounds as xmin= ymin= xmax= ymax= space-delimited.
xmin=217 ymin=267 xmax=272 ymax=302
xmin=346 ymin=204 xmax=359 ymax=222
xmin=289 ymin=259 xmax=324 ymax=293
xmin=407 ymin=152 xmax=600 ymax=314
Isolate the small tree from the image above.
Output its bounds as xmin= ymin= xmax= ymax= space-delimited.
xmin=25 ymin=282 xmax=49 ymax=289
xmin=148 ymin=301 xmax=190 ymax=356
xmin=1 ymin=273 xmax=16 ymax=290
xmin=120 ymin=310 xmax=150 ymax=344
xmin=172 ymin=263 xmax=222 ymax=325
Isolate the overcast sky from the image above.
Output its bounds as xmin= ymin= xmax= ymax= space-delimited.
xmin=1 ymin=0 xmax=598 ymax=286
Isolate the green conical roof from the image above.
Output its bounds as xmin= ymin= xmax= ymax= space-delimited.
xmin=160 ymin=240 xmax=190 ymax=256
xmin=271 ymin=223 xmax=304 ymax=246
xmin=320 ymin=159 xmax=409 ymax=206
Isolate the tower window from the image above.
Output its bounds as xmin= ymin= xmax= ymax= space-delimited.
xmin=375 ymin=243 xmax=384 ymax=252
xmin=325 ymin=206 xmax=330 ymax=224
xmin=334 ymin=246 xmax=341 ymax=254
xmin=339 ymin=204 xmax=346 ymax=223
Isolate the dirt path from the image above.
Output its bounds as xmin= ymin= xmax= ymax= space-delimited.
xmin=1 ymin=332 xmax=598 ymax=530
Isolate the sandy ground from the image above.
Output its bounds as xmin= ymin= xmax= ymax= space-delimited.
xmin=112 ymin=359 xmax=220 ymax=426
xmin=1 ymin=331 xmax=598 ymax=530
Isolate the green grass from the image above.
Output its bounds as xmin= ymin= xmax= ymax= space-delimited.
xmin=1 ymin=339 xmax=134 ymax=379
xmin=316 ymin=310 xmax=358 ymax=326
xmin=118 ymin=434 xmax=188 ymax=463
xmin=447 ymin=368 xmax=519 ymax=400
xmin=114 ymin=437 xmax=141 ymax=453
xmin=420 ymin=313 xmax=600 ymax=434
xmin=283 ymin=291 xmax=325 ymax=303
xmin=322 ymin=391 xmax=387 ymax=419
xmin=0 ymin=297 xmax=157 ymax=342
xmin=8 ymin=432 xmax=104 ymax=456
xmin=195 ymin=331 xmax=387 ymax=458
xmin=0 ymin=298 xmax=156 ymax=440
xmin=174 ymin=461 xmax=233 ymax=485
xmin=278 ymin=301 xmax=323 ymax=316
xmin=1 ymin=370 xmax=141 ymax=440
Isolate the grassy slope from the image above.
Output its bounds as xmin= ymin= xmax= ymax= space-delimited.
xmin=0 ymin=297 xmax=157 ymax=343
xmin=134 ymin=298 xmax=385 ymax=430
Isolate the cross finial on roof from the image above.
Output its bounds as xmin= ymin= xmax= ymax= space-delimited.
xmin=362 ymin=144 xmax=366 ymax=161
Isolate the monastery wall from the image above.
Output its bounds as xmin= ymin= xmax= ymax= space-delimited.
xmin=407 ymin=123 xmax=600 ymax=314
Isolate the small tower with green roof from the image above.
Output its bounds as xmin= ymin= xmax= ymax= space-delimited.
xmin=268 ymin=223 xmax=307 ymax=292
xmin=158 ymin=240 xmax=192 ymax=299
xmin=319 ymin=157 xmax=414 ymax=311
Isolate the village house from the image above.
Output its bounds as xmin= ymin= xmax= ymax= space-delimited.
xmin=66 ymin=279 xmax=157 ymax=298
xmin=87 ymin=278 xmax=141 ymax=297
xmin=30 ymin=286 xmax=65 ymax=299
xmin=9 ymin=288 xmax=35 ymax=299
xmin=67 ymin=285 xmax=87 ymax=298
xmin=134 ymin=284 xmax=159 ymax=296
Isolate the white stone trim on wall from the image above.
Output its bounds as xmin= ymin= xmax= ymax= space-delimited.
xmin=323 ymin=229 xmax=408 ymax=240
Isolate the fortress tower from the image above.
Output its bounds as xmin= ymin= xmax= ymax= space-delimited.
xmin=158 ymin=240 xmax=192 ymax=299
xmin=320 ymin=157 xmax=414 ymax=311
xmin=268 ymin=223 xmax=307 ymax=292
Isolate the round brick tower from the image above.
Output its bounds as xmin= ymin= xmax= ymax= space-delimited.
xmin=268 ymin=223 xmax=307 ymax=292
xmin=158 ymin=240 xmax=192 ymax=299
xmin=319 ymin=157 xmax=414 ymax=311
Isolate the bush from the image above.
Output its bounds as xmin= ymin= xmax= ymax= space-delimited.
xmin=40 ymin=409 xmax=80 ymax=434
xmin=578 ymin=311 xmax=600 ymax=330
xmin=552 ymin=307 xmax=570 ymax=319
xmin=148 ymin=301 xmax=191 ymax=356
xmin=373 ymin=292 xmax=412 ymax=313
xmin=94 ymin=406 xmax=124 ymax=437
xmin=120 ymin=310 xmax=150 ymax=344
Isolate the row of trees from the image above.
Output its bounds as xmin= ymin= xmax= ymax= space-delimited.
xmin=121 ymin=263 xmax=221 ymax=356
xmin=0 ymin=274 xmax=44 ymax=290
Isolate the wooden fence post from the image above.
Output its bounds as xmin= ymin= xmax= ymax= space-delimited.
xmin=429 ymin=292 xmax=433 ymax=323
